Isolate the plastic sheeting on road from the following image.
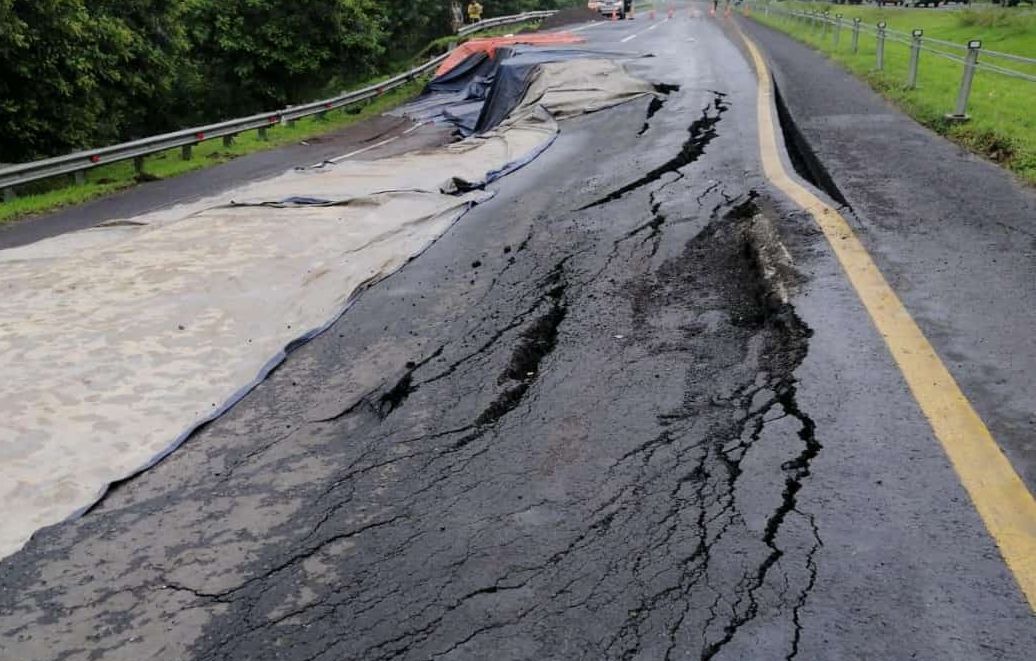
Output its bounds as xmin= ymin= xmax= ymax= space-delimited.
xmin=396 ymin=45 xmax=641 ymax=135
xmin=434 ymin=33 xmax=583 ymax=77
xmin=0 ymin=56 xmax=656 ymax=560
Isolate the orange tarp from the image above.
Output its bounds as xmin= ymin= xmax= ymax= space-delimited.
xmin=436 ymin=33 xmax=584 ymax=76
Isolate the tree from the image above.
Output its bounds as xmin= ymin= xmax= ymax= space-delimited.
xmin=0 ymin=0 xmax=190 ymax=161
xmin=185 ymin=0 xmax=386 ymax=119
xmin=0 ymin=0 xmax=572 ymax=162
xmin=90 ymin=0 xmax=193 ymax=140
xmin=379 ymin=0 xmax=454 ymax=64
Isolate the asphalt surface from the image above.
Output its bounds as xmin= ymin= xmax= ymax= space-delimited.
xmin=739 ymin=14 xmax=1036 ymax=495
xmin=1 ymin=6 xmax=1034 ymax=659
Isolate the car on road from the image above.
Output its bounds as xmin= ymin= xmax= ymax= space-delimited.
xmin=596 ymin=0 xmax=633 ymax=19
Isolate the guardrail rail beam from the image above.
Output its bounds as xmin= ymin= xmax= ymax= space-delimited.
xmin=0 ymin=11 xmax=554 ymax=201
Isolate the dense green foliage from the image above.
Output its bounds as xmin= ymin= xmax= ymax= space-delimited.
xmin=0 ymin=0 xmax=573 ymax=162
xmin=0 ymin=0 xmax=192 ymax=160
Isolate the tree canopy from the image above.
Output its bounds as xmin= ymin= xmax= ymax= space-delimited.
xmin=0 ymin=0 xmax=574 ymax=163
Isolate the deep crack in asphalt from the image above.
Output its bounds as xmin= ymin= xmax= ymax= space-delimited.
xmin=638 ymin=83 xmax=681 ymax=136
xmin=0 ymin=86 xmax=827 ymax=661
xmin=163 ymin=195 xmax=823 ymax=660
xmin=581 ymin=92 xmax=728 ymax=210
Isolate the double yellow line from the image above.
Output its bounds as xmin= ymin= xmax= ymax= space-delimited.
xmin=734 ymin=21 xmax=1036 ymax=609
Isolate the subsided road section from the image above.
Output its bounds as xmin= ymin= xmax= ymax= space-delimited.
xmin=1 ymin=7 xmax=1034 ymax=659
xmin=739 ymin=14 xmax=1036 ymax=494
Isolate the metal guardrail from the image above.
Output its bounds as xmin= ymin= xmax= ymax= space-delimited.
xmin=0 ymin=11 xmax=556 ymax=201
xmin=458 ymin=10 xmax=555 ymax=36
xmin=745 ymin=1 xmax=1036 ymax=120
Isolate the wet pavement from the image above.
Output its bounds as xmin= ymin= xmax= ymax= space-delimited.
xmin=741 ymin=15 xmax=1036 ymax=494
xmin=1 ymin=6 xmax=1034 ymax=660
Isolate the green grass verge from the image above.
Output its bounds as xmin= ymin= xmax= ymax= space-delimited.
xmin=748 ymin=2 xmax=1036 ymax=184
xmin=0 ymin=19 xmax=548 ymax=226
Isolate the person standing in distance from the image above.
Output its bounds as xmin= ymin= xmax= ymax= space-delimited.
xmin=467 ymin=0 xmax=483 ymax=24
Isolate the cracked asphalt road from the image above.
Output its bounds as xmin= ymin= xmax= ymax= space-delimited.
xmin=1 ymin=7 xmax=1034 ymax=660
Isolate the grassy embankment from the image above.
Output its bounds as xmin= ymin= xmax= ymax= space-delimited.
xmin=0 ymin=21 xmax=541 ymax=225
xmin=748 ymin=2 xmax=1036 ymax=184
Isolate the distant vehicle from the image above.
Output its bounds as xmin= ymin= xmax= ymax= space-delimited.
xmin=596 ymin=0 xmax=633 ymax=19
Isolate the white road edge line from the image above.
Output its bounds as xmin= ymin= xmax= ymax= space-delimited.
xmin=310 ymin=121 xmax=429 ymax=168
xmin=324 ymin=136 xmax=400 ymax=165
xmin=570 ymin=21 xmax=607 ymax=33
xmin=621 ymin=22 xmax=659 ymax=43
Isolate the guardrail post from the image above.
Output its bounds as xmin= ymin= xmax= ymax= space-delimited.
xmin=223 ymin=135 xmax=234 ymax=148
xmin=821 ymin=13 xmax=830 ymax=41
xmin=3 ymin=187 xmax=14 ymax=202
xmin=833 ymin=15 xmax=842 ymax=48
xmin=258 ymin=126 xmax=269 ymax=140
xmin=181 ymin=145 xmax=192 ymax=161
xmin=133 ymin=156 xmax=145 ymax=175
xmin=948 ymin=40 xmax=982 ymax=122
xmin=876 ymin=22 xmax=887 ymax=71
xmin=74 ymin=170 xmax=85 ymax=186
xmin=908 ymin=29 xmax=923 ymax=89
xmin=852 ymin=18 xmax=861 ymax=54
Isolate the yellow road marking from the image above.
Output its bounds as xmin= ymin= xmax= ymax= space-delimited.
xmin=734 ymin=21 xmax=1036 ymax=610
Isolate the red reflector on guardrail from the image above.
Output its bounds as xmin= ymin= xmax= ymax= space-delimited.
xmin=89 ymin=155 xmax=101 ymax=163
xmin=268 ymin=116 xmax=278 ymax=123
xmin=195 ymin=132 xmax=205 ymax=141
